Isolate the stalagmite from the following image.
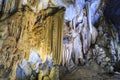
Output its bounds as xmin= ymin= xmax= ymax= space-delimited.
xmin=62 ymin=37 xmax=73 ymax=67
xmin=81 ymin=16 xmax=91 ymax=55
xmin=70 ymin=28 xmax=83 ymax=64
xmin=87 ymin=0 xmax=100 ymax=44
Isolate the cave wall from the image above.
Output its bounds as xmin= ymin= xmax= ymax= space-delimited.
xmin=61 ymin=0 xmax=120 ymax=75
xmin=0 ymin=2 xmax=65 ymax=79
xmin=30 ymin=7 xmax=65 ymax=64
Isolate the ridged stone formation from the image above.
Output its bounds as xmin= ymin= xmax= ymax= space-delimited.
xmin=0 ymin=0 xmax=120 ymax=80
xmin=0 ymin=0 xmax=65 ymax=80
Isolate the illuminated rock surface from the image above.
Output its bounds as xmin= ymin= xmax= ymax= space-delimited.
xmin=0 ymin=0 xmax=120 ymax=80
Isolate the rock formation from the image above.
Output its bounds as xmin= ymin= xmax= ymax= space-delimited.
xmin=0 ymin=0 xmax=120 ymax=80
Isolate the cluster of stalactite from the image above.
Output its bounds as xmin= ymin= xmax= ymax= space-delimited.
xmin=0 ymin=5 xmax=37 ymax=79
xmin=0 ymin=0 xmax=66 ymax=79
xmin=61 ymin=0 xmax=120 ymax=74
xmin=62 ymin=0 xmax=100 ymax=69
xmin=62 ymin=9 xmax=97 ymax=68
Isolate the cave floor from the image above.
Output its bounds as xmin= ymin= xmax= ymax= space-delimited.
xmin=61 ymin=62 xmax=120 ymax=80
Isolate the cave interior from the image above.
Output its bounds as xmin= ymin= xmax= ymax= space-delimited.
xmin=0 ymin=0 xmax=120 ymax=80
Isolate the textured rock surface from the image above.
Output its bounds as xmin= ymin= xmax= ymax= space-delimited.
xmin=0 ymin=0 xmax=65 ymax=79
xmin=61 ymin=0 xmax=120 ymax=79
xmin=0 ymin=0 xmax=120 ymax=80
